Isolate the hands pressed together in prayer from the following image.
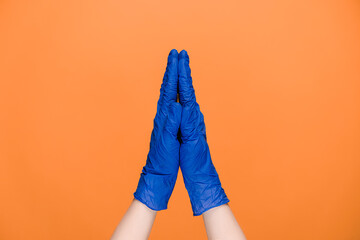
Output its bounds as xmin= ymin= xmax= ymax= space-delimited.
xmin=111 ymin=50 xmax=246 ymax=240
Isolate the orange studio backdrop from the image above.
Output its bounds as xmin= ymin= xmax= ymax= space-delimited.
xmin=1 ymin=0 xmax=360 ymax=239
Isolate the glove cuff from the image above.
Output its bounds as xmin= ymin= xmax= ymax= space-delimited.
xmin=134 ymin=172 xmax=178 ymax=211
xmin=185 ymin=181 xmax=229 ymax=216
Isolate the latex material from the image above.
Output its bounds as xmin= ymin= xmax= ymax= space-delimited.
xmin=178 ymin=50 xmax=229 ymax=216
xmin=134 ymin=49 xmax=182 ymax=211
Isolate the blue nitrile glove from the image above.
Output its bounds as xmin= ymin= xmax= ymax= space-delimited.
xmin=134 ymin=49 xmax=182 ymax=211
xmin=178 ymin=50 xmax=229 ymax=216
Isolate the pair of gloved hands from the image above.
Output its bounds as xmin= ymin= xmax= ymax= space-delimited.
xmin=134 ymin=49 xmax=229 ymax=216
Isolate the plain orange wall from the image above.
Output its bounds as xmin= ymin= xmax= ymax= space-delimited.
xmin=1 ymin=0 xmax=360 ymax=239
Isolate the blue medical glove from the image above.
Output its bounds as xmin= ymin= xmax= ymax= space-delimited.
xmin=134 ymin=49 xmax=182 ymax=211
xmin=178 ymin=50 xmax=229 ymax=216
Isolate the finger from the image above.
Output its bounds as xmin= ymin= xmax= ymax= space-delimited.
xmin=159 ymin=49 xmax=178 ymax=105
xmin=178 ymin=50 xmax=196 ymax=107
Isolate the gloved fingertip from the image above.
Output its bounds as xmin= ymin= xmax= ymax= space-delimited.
xmin=169 ymin=49 xmax=179 ymax=56
xmin=160 ymin=49 xmax=178 ymax=104
xmin=178 ymin=49 xmax=195 ymax=106
xmin=179 ymin=49 xmax=188 ymax=58
xmin=167 ymin=49 xmax=178 ymax=68
xmin=178 ymin=50 xmax=190 ymax=79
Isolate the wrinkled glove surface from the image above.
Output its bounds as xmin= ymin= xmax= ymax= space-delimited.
xmin=134 ymin=49 xmax=182 ymax=211
xmin=178 ymin=50 xmax=229 ymax=216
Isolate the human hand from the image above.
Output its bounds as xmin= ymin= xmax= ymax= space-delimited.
xmin=133 ymin=49 xmax=182 ymax=211
xmin=178 ymin=50 xmax=229 ymax=216
xmin=114 ymin=50 xmax=244 ymax=240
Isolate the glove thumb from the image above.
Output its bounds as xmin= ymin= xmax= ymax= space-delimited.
xmin=165 ymin=102 xmax=182 ymax=136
